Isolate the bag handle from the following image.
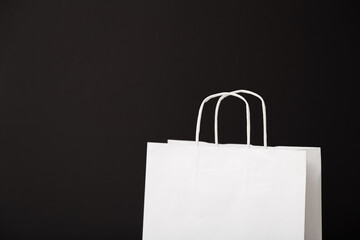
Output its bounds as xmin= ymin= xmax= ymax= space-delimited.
xmin=214 ymin=90 xmax=267 ymax=147
xmin=195 ymin=92 xmax=250 ymax=147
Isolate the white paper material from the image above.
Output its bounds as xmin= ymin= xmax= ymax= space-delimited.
xmin=167 ymin=140 xmax=322 ymax=240
xmin=143 ymin=89 xmax=321 ymax=239
xmin=143 ymin=143 xmax=307 ymax=240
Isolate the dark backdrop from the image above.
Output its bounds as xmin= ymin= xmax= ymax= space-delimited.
xmin=0 ymin=1 xmax=359 ymax=239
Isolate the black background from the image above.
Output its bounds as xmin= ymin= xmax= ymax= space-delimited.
xmin=0 ymin=1 xmax=359 ymax=239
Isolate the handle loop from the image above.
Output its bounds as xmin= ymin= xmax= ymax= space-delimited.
xmin=214 ymin=90 xmax=267 ymax=147
xmin=195 ymin=92 xmax=250 ymax=147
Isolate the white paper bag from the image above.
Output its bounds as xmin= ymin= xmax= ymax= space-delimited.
xmin=143 ymin=91 xmax=308 ymax=240
xmin=168 ymin=90 xmax=322 ymax=240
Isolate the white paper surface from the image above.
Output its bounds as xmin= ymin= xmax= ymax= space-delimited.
xmin=143 ymin=142 xmax=307 ymax=240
